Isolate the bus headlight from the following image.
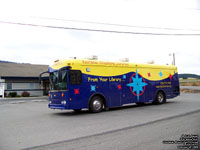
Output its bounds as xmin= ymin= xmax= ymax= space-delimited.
xmin=61 ymin=101 xmax=67 ymax=105
xmin=49 ymin=101 xmax=52 ymax=104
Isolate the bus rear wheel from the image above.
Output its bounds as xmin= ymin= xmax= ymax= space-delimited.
xmin=89 ymin=96 xmax=103 ymax=113
xmin=155 ymin=91 xmax=166 ymax=104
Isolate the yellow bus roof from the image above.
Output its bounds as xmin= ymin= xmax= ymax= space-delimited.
xmin=51 ymin=59 xmax=177 ymax=70
xmin=50 ymin=59 xmax=177 ymax=80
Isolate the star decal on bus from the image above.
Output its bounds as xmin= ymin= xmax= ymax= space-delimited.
xmin=123 ymin=75 xmax=126 ymax=79
xmin=169 ymin=74 xmax=173 ymax=80
xmin=159 ymin=71 xmax=163 ymax=78
xmin=90 ymin=85 xmax=96 ymax=92
xmin=147 ymin=72 xmax=151 ymax=77
xmin=117 ymin=84 xmax=122 ymax=90
xmin=74 ymin=89 xmax=80 ymax=95
xmin=127 ymin=69 xmax=148 ymax=101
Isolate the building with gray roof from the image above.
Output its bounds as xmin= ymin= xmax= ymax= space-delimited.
xmin=0 ymin=62 xmax=49 ymax=98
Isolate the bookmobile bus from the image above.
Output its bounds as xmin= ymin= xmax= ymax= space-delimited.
xmin=40 ymin=59 xmax=180 ymax=113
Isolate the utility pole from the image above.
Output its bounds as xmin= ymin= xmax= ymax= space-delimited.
xmin=173 ymin=53 xmax=175 ymax=66
xmin=169 ymin=53 xmax=175 ymax=66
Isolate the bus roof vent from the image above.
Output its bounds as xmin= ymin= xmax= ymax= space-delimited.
xmin=146 ymin=60 xmax=155 ymax=64
xmin=119 ymin=58 xmax=129 ymax=62
xmin=69 ymin=57 xmax=77 ymax=59
xmin=86 ymin=55 xmax=98 ymax=60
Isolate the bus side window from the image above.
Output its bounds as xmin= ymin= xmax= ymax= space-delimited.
xmin=69 ymin=70 xmax=82 ymax=85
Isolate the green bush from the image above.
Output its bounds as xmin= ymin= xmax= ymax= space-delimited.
xmin=8 ymin=92 xmax=17 ymax=97
xmin=21 ymin=91 xmax=30 ymax=97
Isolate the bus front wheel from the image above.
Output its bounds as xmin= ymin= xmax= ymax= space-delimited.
xmin=89 ymin=96 xmax=103 ymax=113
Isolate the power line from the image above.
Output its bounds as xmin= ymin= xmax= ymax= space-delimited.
xmin=1 ymin=20 xmax=200 ymax=36
xmin=30 ymin=16 xmax=200 ymax=32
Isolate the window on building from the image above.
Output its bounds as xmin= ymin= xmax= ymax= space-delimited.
xmin=29 ymin=83 xmax=35 ymax=89
xmin=7 ymin=83 xmax=12 ymax=90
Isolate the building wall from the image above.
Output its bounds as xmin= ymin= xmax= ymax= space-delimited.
xmin=0 ymin=79 xmax=5 ymax=97
xmin=4 ymin=79 xmax=44 ymax=97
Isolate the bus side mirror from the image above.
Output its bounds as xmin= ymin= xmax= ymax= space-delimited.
xmin=39 ymin=71 xmax=49 ymax=84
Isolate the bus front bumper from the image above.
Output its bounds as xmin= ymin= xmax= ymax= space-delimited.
xmin=48 ymin=103 xmax=69 ymax=110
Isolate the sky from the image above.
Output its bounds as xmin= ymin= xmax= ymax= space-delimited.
xmin=0 ymin=0 xmax=200 ymax=74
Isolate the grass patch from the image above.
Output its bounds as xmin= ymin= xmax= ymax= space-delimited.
xmin=180 ymin=82 xmax=200 ymax=86
xmin=179 ymin=79 xmax=200 ymax=86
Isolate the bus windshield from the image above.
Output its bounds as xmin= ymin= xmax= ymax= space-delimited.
xmin=49 ymin=69 xmax=68 ymax=90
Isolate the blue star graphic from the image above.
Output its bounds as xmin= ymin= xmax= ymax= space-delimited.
xmin=159 ymin=71 xmax=163 ymax=78
xmin=127 ymin=69 xmax=148 ymax=101
xmin=90 ymin=85 xmax=96 ymax=92
xmin=123 ymin=75 xmax=126 ymax=79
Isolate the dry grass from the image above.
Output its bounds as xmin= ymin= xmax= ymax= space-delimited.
xmin=180 ymin=82 xmax=200 ymax=86
xmin=180 ymin=88 xmax=200 ymax=93
xmin=179 ymin=78 xmax=200 ymax=86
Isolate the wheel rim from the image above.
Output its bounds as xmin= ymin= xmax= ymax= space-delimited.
xmin=93 ymin=99 xmax=101 ymax=111
xmin=158 ymin=93 xmax=164 ymax=103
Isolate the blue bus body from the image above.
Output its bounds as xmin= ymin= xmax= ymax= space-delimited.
xmin=47 ymin=60 xmax=180 ymax=112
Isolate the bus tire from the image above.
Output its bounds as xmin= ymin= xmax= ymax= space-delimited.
xmin=89 ymin=96 xmax=103 ymax=113
xmin=155 ymin=91 xmax=166 ymax=104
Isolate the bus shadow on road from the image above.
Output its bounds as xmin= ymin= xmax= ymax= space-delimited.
xmin=50 ymin=101 xmax=178 ymax=116
xmin=108 ymin=101 xmax=177 ymax=112
xmin=50 ymin=109 xmax=92 ymax=116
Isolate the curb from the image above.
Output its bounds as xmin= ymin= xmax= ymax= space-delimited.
xmin=0 ymin=96 xmax=48 ymax=103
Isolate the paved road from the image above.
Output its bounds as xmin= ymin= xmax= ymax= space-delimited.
xmin=25 ymin=111 xmax=200 ymax=150
xmin=0 ymin=93 xmax=200 ymax=150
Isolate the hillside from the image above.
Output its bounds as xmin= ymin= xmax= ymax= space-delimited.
xmin=179 ymin=73 xmax=200 ymax=79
